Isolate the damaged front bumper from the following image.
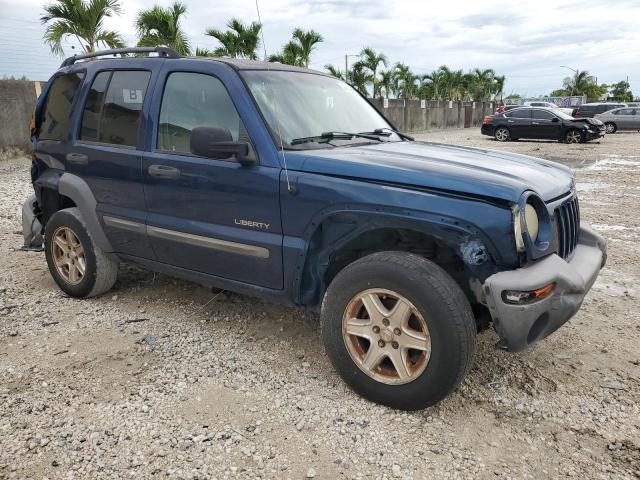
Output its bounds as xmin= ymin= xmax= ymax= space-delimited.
xmin=21 ymin=194 xmax=43 ymax=250
xmin=483 ymin=224 xmax=606 ymax=352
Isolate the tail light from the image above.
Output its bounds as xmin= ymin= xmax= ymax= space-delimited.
xmin=482 ymin=116 xmax=493 ymax=125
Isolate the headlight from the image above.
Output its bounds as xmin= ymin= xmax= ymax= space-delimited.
xmin=514 ymin=202 xmax=540 ymax=252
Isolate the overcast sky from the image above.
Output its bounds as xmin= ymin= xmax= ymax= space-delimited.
xmin=1 ymin=0 xmax=640 ymax=96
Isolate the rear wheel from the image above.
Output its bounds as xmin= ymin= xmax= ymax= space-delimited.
xmin=494 ymin=127 xmax=510 ymax=142
xmin=564 ymin=128 xmax=583 ymax=144
xmin=45 ymin=208 xmax=118 ymax=298
xmin=604 ymin=122 xmax=617 ymax=134
xmin=321 ymin=252 xmax=476 ymax=410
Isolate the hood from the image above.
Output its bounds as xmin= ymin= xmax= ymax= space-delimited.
xmin=572 ymin=117 xmax=603 ymax=126
xmin=285 ymin=141 xmax=573 ymax=203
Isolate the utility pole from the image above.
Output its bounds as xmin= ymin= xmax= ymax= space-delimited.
xmin=344 ymin=53 xmax=359 ymax=82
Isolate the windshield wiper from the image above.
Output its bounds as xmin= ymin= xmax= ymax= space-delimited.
xmin=359 ymin=128 xmax=414 ymax=141
xmin=290 ymin=131 xmax=383 ymax=146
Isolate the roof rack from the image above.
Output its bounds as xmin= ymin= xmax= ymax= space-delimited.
xmin=60 ymin=47 xmax=181 ymax=68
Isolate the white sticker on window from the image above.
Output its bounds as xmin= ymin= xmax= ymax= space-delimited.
xmin=326 ymin=96 xmax=334 ymax=109
xmin=122 ymin=89 xmax=143 ymax=104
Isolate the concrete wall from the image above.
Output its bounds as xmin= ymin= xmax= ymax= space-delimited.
xmin=370 ymin=98 xmax=495 ymax=133
xmin=0 ymin=80 xmax=43 ymax=152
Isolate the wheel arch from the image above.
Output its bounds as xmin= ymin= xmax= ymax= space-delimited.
xmin=294 ymin=209 xmax=500 ymax=308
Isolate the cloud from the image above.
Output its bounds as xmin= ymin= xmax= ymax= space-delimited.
xmin=1 ymin=0 xmax=639 ymax=96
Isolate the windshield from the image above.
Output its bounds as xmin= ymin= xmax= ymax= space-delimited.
xmin=555 ymin=110 xmax=575 ymax=120
xmin=242 ymin=70 xmax=400 ymax=149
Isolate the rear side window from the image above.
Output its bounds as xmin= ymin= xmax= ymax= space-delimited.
xmin=505 ymin=109 xmax=531 ymax=119
xmin=616 ymin=108 xmax=633 ymax=115
xmin=39 ymin=72 xmax=84 ymax=140
xmin=157 ymin=72 xmax=244 ymax=154
xmin=80 ymin=70 xmax=150 ymax=147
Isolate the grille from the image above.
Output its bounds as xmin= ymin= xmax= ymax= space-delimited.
xmin=555 ymin=196 xmax=580 ymax=259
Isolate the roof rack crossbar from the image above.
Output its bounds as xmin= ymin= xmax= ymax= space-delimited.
xmin=60 ymin=47 xmax=180 ymax=68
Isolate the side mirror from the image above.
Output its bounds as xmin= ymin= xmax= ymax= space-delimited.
xmin=551 ymin=117 xmax=559 ymax=123
xmin=190 ymin=126 xmax=255 ymax=165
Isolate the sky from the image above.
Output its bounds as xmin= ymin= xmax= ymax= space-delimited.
xmin=1 ymin=0 xmax=640 ymax=97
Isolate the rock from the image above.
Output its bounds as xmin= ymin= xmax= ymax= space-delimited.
xmin=306 ymin=467 xmax=317 ymax=478
xmin=600 ymin=381 xmax=626 ymax=390
xmin=295 ymin=419 xmax=305 ymax=431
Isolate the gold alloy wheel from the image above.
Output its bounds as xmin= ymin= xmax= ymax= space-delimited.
xmin=342 ymin=288 xmax=431 ymax=385
xmin=51 ymin=226 xmax=86 ymax=285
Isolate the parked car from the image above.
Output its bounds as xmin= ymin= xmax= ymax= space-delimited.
xmin=594 ymin=107 xmax=640 ymax=133
xmin=23 ymin=47 xmax=607 ymax=410
xmin=522 ymin=101 xmax=574 ymax=116
xmin=482 ymin=107 xmax=605 ymax=143
xmin=572 ymin=102 xmax=627 ymax=118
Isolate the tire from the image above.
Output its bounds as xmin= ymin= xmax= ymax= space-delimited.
xmin=494 ymin=127 xmax=510 ymax=142
xmin=604 ymin=122 xmax=617 ymax=134
xmin=564 ymin=128 xmax=583 ymax=144
xmin=44 ymin=207 xmax=118 ymax=298
xmin=321 ymin=251 xmax=476 ymax=410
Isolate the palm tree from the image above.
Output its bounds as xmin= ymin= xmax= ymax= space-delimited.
xmin=379 ymin=69 xmax=394 ymax=98
xmin=562 ymin=70 xmax=596 ymax=96
xmin=269 ymin=42 xmax=303 ymax=66
xmin=205 ymin=18 xmax=261 ymax=59
xmin=290 ymin=28 xmax=323 ymax=68
xmin=348 ymin=61 xmax=371 ymax=96
xmin=492 ymin=75 xmax=505 ymax=102
xmin=135 ymin=2 xmax=190 ymax=56
xmin=194 ymin=47 xmax=213 ymax=57
xmin=393 ymin=63 xmax=418 ymax=99
xmin=41 ymin=0 xmax=124 ymax=56
xmin=325 ymin=64 xmax=344 ymax=80
xmin=360 ymin=48 xmax=387 ymax=98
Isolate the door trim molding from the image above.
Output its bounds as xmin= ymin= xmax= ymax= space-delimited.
xmin=103 ymin=216 xmax=270 ymax=259
xmin=147 ymin=225 xmax=270 ymax=259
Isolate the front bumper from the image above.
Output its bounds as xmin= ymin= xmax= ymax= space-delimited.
xmin=483 ymin=224 xmax=606 ymax=352
xmin=585 ymin=128 xmax=605 ymax=141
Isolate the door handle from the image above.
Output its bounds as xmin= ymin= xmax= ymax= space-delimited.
xmin=66 ymin=153 xmax=88 ymax=165
xmin=532 ymin=122 xmax=540 ymax=125
xmin=148 ymin=164 xmax=180 ymax=179
xmin=507 ymin=120 xmax=515 ymax=123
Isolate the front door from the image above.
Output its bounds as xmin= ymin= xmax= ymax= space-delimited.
xmin=142 ymin=67 xmax=283 ymax=289
xmin=531 ymin=109 xmax=562 ymax=139
xmin=504 ymin=108 xmax=532 ymax=138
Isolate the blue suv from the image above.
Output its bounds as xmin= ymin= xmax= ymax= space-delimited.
xmin=23 ymin=47 xmax=607 ymax=410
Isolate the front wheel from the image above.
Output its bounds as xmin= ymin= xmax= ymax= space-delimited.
xmin=604 ymin=122 xmax=617 ymax=134
xmin=564 ymin=128 xmax=583 ymax=144
xmin=321 ymin=252 xmax=476 ymax=410
xmin=45 ymin=208 xmax=118 ymax=298
xmin=494 ymin=127 xmax=510 ymax=142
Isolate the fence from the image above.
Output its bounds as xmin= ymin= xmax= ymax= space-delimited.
xmin=369 ymin=98 xmax=496 ymax=133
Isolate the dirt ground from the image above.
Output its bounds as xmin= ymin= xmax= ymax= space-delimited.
xmin=0 ymin=131 xmax=639 ymax=480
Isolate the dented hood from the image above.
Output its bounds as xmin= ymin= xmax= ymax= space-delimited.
xmin=286 ymin=141 xmax=573 ymax=203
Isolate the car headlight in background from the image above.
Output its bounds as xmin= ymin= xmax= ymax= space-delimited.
xmin=514 ymin=202 xmax=540 ymax=252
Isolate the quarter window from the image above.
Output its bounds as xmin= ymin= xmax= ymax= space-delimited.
xmin=80 ymin=70 xmax=150 ymax=147
xmin=157 ymin=72 xmax=244 ymax=154
xmin=39 ymin=72 xmax=84 ymax=140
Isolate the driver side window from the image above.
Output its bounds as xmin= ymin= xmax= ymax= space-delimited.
xmin=157 ymin=72 xmax=246 ymax=154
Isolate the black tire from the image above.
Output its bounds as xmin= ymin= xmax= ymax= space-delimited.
xmin=494 ymin=127 xmax=510 ymax=142
xmin=564 ymin=128 xmax=583 ymax=144
xmin=321 ymin=251 xmax=476 ymax=410
xmin=604 ymin=122 xmax=617 ymax=134
xmin=44 ymin=208 xmax=118 ymax=298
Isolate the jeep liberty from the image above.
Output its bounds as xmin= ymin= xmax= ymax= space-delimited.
xmin=22 ymin=47 xmax=607 ymax=410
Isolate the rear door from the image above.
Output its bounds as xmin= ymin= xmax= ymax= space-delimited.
xmin=504 ymin=108 xmax=532 ymax=138
xmin=531 ymin=109 xmax=562 ymax=139
xmin=68 ymin=69 xmax=156 ymax=258
xmin=141 ymin=63 xmax=283 ymax=289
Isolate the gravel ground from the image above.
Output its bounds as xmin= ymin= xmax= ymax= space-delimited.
xmin=1 ymin=130 xmax=639 ymax=480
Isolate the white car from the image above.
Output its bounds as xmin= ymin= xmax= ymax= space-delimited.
xmin=523 ymin=101 xmax=574 ymax=116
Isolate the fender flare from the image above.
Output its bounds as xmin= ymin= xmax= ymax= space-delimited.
xmin=58 ymin=173 xmax=114 ymax=252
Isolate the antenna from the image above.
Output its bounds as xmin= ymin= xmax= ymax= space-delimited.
xmin=255 ymin=0 xmax=294 ymax=194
